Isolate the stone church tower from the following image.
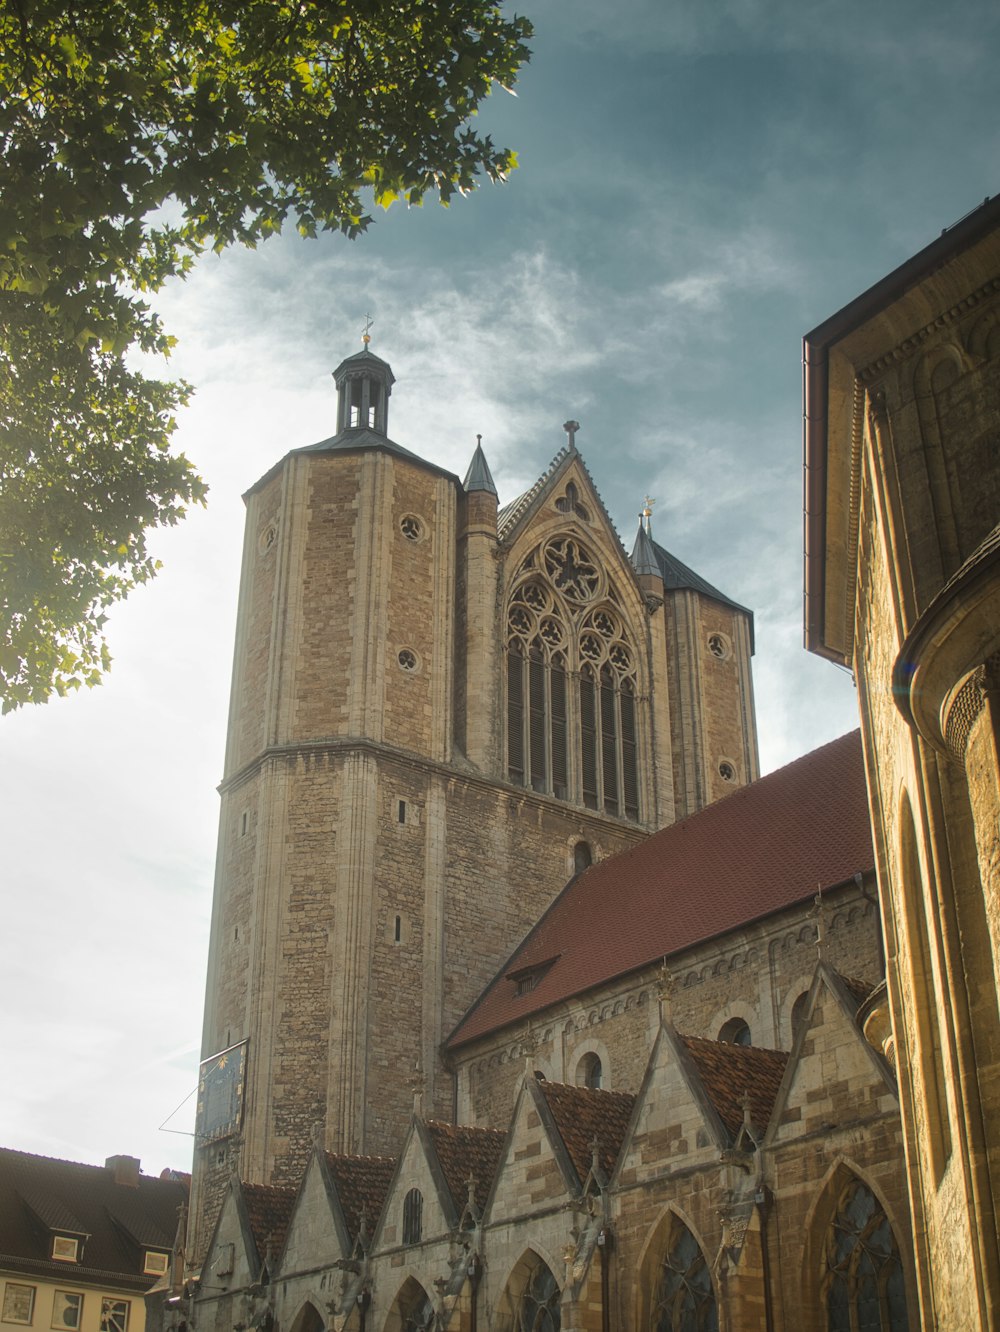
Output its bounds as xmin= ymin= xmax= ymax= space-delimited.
xmin=189 ymin=343 xmax=758 ymax=1256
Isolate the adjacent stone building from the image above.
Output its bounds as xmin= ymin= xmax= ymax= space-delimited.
xmin=804 ymin=190 xmax=1000 ymax=1329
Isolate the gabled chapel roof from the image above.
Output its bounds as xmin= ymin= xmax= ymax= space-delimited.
xmin=240 ymin=1181 xmax=296 ymax=1267
xmin=322 ymin=1153 xmax=396 ymax=1247
xmin=679 ymin=1037 xmax=788 ymax=1140
xmin=447 ymin=730 xmax=873 ymax=1049
xmin=422 ymin=1122 xmax=506 ymax=1218
xmin=535 ymin=1082 xmax=636 ymax=1184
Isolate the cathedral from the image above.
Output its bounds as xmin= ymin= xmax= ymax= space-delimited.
xmin=167 ymin=193 xmax=1000 ymax=1331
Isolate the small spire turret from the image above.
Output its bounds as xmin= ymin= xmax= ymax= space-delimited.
xmin=463 ymin=434 xmax=498 ymax=496
xmin=631 ymin=520 xmax=661 ymax=581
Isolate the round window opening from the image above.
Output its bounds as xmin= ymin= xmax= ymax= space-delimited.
xmin=258 ymin=523 xmax=277 ymax=555
xmin=400 ymin=515 xmax=423 ymax=542
xmin=398 ymin=649 xmax=419 ymax=673
xmin=719 ymin=761 xmax=736 ymax=782
xmin=707 ymin=632 xmax=730 ymax=659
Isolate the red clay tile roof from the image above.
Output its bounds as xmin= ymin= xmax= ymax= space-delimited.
xmin=423 ymin=1122 xmax=506 ymax=1217
xmin=536 ymin=1082 xmax=636 ymax=1183
xmin=448 ymin=731 xmax=872 ymax=1048
xmin=240 ymin=1182 xmax=295 ymax=1263
xmin=0 ymin=1148 xmax=187 ymax=1291
xmin=679 ymin=1037 xmax=789 ymax=1141
xmin=323 ymin=1154 xmax=396 ymax=1245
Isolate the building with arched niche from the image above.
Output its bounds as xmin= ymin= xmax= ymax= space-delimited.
xmin=805 ymin=191 xmax=1000 ymax=1328
xmin=187 ymin=344 xmax=759 ymax=1265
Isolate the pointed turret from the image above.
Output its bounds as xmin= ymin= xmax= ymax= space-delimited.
xmin=463 ymin=437 xmax=498 ymax=497
xmin=631 ymin=521 xmax=662 ymax=580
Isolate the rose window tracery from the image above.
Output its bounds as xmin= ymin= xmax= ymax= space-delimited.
xmin=543 ymin=537 xmax=601 ymax=602
xmin=506 ymin=537 xmax=640 ymax=820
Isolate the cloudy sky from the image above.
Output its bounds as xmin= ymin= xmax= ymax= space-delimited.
xmin=3 ymin=0 xmax=998 ymax=1177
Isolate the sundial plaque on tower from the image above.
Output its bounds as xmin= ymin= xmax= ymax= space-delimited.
xmin=196 ymin=1040 xmax=248 ymax=1143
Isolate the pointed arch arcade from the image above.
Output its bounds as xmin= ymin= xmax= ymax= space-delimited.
xmin=506 ymin=536 xmax=641 ymax=819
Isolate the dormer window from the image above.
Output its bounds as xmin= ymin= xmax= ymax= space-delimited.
xmin=143 ymin=1251 xmax=169 ymax=1277
xmin=508 ymin=956 xmax=559 ymax=998
xmin=51 ymin=1237 xmax=79 ymax=1263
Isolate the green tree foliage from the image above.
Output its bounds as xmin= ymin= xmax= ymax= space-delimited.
xmin=0 ymin=0 xmax=531 ymax=710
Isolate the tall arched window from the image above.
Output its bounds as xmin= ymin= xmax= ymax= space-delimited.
xmin=651 ymin=1214 xmax=717 ymax=1332
xmin=824 ymin=1179 xmax=908 ymax=1331
xmin=402 ymin=1188 xmax=423 ymax=1244
xmin=506 ymin=537 xmax=640 ymax=820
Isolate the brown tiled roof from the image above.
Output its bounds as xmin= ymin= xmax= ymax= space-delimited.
xmin=679 ymin=1037 xmax=789 ymax=1140
xmin=240 ymin=1182 xmax=295 ymax=1264
xmin=448 ymin=731 xmax=872 ymax=1048
xmin=323 ymin=1154 xmax=396 ymax=1245
xmin=537 ymin=1082 xmax=636 ymax=1183
xmin=0 ymin=1148 xmax=187 ymax=1291
xmin=423 ymin=1122 xmax=505 ymax=1217
xmin=835 ymin=973 xmax=876 ymax=1010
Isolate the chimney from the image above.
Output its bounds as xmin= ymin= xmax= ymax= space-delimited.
xmin=105 ymin=1155 xmax=141 ymax=1187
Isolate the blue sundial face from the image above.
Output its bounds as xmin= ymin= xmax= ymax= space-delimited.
xmin=196 ymin=1041 xmax=248 ymax=1143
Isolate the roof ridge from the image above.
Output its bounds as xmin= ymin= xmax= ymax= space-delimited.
xmin=497 ymin=445 xmax=571 ymax=537
xmin=447 ymin=730 xmax=872 ymax=1050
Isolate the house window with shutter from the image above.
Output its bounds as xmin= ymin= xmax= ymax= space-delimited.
xmin=506 ymin=537 xmax=640 ymax=820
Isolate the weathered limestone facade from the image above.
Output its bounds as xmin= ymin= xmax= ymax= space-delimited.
xmin=190 ymin=346 xmax=759 ymax=1261
xmin=804 ymin=193 xmax=1000 ymax=1329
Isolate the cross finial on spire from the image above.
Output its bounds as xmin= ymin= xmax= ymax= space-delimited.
xmin=641 ymin=495 xmax=655 ymax=537
xmin=563 ymin=420 xmax=580 ymax=450
xmin=362 ymin=312 xmax=374 ymax=346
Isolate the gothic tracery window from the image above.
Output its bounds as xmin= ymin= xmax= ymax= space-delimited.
xmin=501 ymin=1253 xmax=561 ymax=1332
xmin=652 ymin=1216 xmax=718 ymax=1332
xmin=825 ymin=1180 xmax=908 ymax=1332
xmin=506 ymin=538 xmax=640 ymax=819
xmin=391 ymin=1279 xmax=435 ymax=1332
